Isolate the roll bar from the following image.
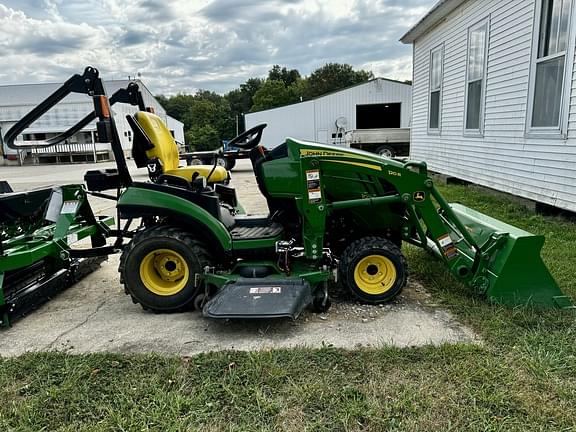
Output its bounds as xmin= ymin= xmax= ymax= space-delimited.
xmin=3 ymin=73 xmax=145 ymax=150
xmin=46 ymin=82 xmax=146 ymax=148
xmin=3 ymin=66 xmax=132 ymax=187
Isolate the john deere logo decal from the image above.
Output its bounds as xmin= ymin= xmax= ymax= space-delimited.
xmin=413 ymin=191 xmax=425 ymax=202
xmin=300 ymin=149 xmax=348 ymax=158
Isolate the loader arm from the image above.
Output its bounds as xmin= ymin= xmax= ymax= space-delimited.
xmin=280 ymin=139 xmax=572 ymax=309
xmin=371 ymin=162 xmax=571 ymax=309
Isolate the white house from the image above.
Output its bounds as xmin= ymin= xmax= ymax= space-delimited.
xmin=401 ymin=0 xmax=576 ymax=212
xmin=245 ymin=78 xmax=412 ymax=149
xmin=0 ymin=79 xmax=184 ymax=165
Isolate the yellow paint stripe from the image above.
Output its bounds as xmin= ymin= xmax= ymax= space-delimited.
xmin=325 ymin=160 xmax=382 ymax=171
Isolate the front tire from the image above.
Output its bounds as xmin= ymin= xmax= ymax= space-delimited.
xmin=339 ymin=237 xmax=407 ymax=304
xmin=119 ymin=226 xmax=212 ymax=313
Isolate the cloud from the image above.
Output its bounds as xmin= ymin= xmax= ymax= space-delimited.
xmin=130 ymin=0 xmax=176 ymax=23
xmin=0 ymin=0 xmax=434 ymax=95
xmin=0 ymin=4 xmax=104 ymax=55
xmin=119 ymin=28 xmax=154 ymax=46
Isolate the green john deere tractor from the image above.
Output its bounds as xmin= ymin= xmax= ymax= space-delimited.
xmin=4 ymin=67 xmax=573 ymax=322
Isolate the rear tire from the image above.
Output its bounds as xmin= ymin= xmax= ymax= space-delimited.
xmin=339 ymin=236 xmax=407 ymax=304
xmin=119 ymin=225 xmax=212 ymax=313
xmin=215 ymin=156 xmax=228 ymax=170
xmin=376 ymin=145 xmax=395 ymax=158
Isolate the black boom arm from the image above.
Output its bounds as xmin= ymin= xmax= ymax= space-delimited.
xmin=45 ymin=82 xmax=146 ymax=148
xmin=3 ymin=66 xmax=132 ymax=187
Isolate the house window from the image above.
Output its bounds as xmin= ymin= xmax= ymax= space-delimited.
xmin=429 ymin=45 xmax=443 ymax=131
xmin=530 ymin=0 xmax=573 ymax=130
xmin=465 ymin=19 xmax=489 ymax=133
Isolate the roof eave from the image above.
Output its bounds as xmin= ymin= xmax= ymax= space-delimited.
xmin=400 ymin=0 xmax=468 ymax=44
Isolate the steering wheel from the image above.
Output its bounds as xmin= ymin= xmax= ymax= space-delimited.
xmin=228 ymin=123 xmax=267 ymax=150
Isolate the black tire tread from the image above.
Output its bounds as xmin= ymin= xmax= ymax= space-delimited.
xmin=339 ymin=236 xmax=407 ymax=304
xmin=118 ymin=225 xmax=212 ymax=313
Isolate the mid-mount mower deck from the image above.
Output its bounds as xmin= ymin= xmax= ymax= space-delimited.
xmin=1 ymin=66 xmax=573 ymax=327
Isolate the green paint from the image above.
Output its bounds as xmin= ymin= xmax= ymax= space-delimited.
xmin=118 ymin=187 xmax=233 ymax=250
xmin=447 ymin=203 xmax=571 ymax=309
xmin=0 ymin=184 xmax=114 ymax=327
xmin=202 ymin=259 xmax=330 ymax=291
xmin=249 ymin=138 xmax=571 ymax=308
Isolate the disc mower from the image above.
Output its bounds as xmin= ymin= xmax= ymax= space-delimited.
xmin=3 ymin=67 xmax=573 ymax=324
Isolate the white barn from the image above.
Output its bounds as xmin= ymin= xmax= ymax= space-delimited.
xmin=245 ymin=78 xmax=412 ymax=148
xmin=0 ymin=79 xmax=184 ymax=165
xmin=401 ymin=0 xmax=576 ymax=212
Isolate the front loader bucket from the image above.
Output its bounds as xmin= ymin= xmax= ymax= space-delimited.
xmin=446 ymin=203 xmax=573 ymax=309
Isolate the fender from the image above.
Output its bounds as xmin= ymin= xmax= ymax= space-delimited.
xmin=117 ymin=186 xmax=233 ymax=251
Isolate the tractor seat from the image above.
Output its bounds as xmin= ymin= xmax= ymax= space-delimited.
xmin=163 ymin=165 xmax=228 ymax=183
xmin=129 ymin=112 xmax=228 ymax=183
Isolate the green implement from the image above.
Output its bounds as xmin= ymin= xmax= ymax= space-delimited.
xmin=0 ymin=183 xmax=114 ymax=327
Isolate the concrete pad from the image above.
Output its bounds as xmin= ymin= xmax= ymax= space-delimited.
xmin=0 ymin=159 xmax=479 ymax=357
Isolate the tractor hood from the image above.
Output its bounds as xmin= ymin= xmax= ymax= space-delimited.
xmin=285 ymin=138 xmax=406 ymax=169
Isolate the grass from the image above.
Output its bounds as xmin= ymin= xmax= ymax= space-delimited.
xmin=1 ymin=183 xmax=576 ymax=431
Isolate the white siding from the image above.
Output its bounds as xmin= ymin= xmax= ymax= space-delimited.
xmin=0 ymin=79 xmax=177 ymax=155
xmin=245 ymin=79 xmax=412 ymax=148
xmin=411 ymin=0 xmax=576 ymax=212
xmin=245 ymin=100 xmax=315 ymax=148
xmin=166 ymin=116 xmax=185 ymax=145
xmin=314 ymin=79 xmax=412 ymax=134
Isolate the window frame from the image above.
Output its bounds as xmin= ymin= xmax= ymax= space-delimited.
xmin=428 ymin=43 xmax=444 ymax=135
xmin=526 ymin=0 xmax=575 ymax=138
xmin=463 ymin=17 xmax=490 ymax=137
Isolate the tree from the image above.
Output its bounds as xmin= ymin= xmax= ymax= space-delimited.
xmin=226 ymin=77 xmax=265 ymax=132
xmin=229 ymin=78 xmax=265 ymax=113
xmin=158 ymin=90 xmax=235 ymax=141
xmin=250 ymin=80 xmax=300 ymax=112
xmin=185 ymin=124 xmax=220 ymax=151
xmin=182 ymin=99 xmax=218 ymax=131
xmin=303 ymin=63 xmax=374 ymax=99
xmin=156 ymin=93 xmax=196 ymax=121
xmin=268 ymin=65 xmax=301 ymax=87
xmin=155 ymin=63 xmax=375 ymax=144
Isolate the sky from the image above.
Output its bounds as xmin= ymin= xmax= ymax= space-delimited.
xmin=0 ymin=0 xmax=434 ymax=96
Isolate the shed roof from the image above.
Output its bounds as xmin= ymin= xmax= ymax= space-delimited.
xmin=400 ymin=0 xmax=468 ymax=44
xmin=248 ymin=77 xmax=411 ymax=114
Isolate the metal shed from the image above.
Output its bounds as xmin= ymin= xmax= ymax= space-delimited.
xmin=245 ymin=78 xmax=412 ymax=149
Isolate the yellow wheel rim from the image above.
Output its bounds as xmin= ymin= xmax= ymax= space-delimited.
xmin=139 ymin=249 xmax=189 ymax=296
xmin=353 ymin=255 xmax=397 ymax=295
